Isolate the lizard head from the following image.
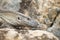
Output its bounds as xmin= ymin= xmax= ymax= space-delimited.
xmin=17 ymin=14 xmax=39 ymax=28
xmin=0 ymin=9 xmax=40 ymax=29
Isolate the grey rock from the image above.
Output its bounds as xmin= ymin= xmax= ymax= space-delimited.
xmin=0 ymin=0 xmax=22 ymax=11
xmin=47 ymin=14 xmax=60 ymax=39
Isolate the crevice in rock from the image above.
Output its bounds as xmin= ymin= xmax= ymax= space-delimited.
xmin=50 ymin=8 xmax=60 ymax=27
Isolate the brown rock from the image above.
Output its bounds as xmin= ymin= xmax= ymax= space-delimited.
xmin=0 ymin=28 xmax=59 ymax=40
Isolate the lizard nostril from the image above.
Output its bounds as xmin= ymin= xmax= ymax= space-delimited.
xmin=27 ymin=18 xmax=30 ymax=20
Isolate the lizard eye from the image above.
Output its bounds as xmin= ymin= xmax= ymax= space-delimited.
xmin=18 ymin=17 xmax=21 ymax=20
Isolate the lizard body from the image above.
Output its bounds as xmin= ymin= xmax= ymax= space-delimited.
xmin=0 ymin=8 xmax=39 ymax=28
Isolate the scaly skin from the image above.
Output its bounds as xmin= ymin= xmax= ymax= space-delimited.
xmin=0 ymin=8 xmax=39 ymax=28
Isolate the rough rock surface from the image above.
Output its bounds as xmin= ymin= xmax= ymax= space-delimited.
xmin=47 ymin=14 xmax=60 ymax=39
xmin=0 ymin=0 xmax=22 ymax=11
xmin=0 ymin=28 xmax=59 ymax=40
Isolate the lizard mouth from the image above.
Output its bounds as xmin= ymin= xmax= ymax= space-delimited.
xmin=17 ymin=16 xmax=39 ymax=28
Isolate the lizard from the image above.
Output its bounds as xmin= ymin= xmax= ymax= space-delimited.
xmin=0 ymin=8 xmax=39 ymax=29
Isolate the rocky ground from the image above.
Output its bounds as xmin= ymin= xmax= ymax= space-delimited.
xmin=0 ymin=0 xmax=60 ymax=40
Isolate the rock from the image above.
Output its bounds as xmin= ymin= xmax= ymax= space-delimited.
xmin=47 ymin=8 xmax=57 ymax=27
xmin=55 ymin=0 xmax=60 ymax=7
xmin=47 ymin=14 xmax=60 ymax=39
xmin=0 ymin=0 xmax=22 ymax=11
xmin=0 ymin=28 xmax=19 ymax=40
xmin=19 ymin=30 xmax=59 ymax=40
xmin=0 ymin=28 xmax=59 ymax=40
